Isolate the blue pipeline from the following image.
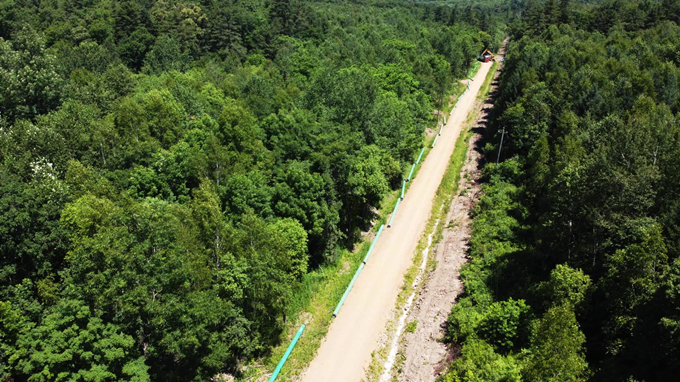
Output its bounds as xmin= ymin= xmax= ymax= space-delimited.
xmin=269 ymin=324 xmax=306 ymax=382
xmin=416 ymin=148 xmax=425 ymax=164
xmin=388 ymin=199 xmax=401 ymax=227
xmin=432 ymin=134 xmax=439 ymax=148
xmin=333 ymin=263 xmax=365 ymax=317
xmin=363 ymin=224 xmax=385 ymax=264
xmin=407 ymin=163 xmax=416 ymax=181
xmin=400 ymin=180 xmax=406 ymax=200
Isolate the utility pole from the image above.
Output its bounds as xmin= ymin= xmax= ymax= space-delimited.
xmin=496 ymin=127 xmax=505 ymax=164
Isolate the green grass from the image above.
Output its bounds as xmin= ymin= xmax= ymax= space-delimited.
xmin=442 ymin=81 xmax=468 ymax=115
xmin=405 ymin=320 xmax=418 ymax=333
xmin=468 ymin=60 xmax=481 ymax=78
xmin=477 ymin=61 xmax=499 ymax=100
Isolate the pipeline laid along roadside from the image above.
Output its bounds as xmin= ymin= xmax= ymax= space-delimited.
xmin=267 ymin=79 xmax=472 ymax=381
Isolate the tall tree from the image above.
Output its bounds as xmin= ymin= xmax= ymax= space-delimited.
xmin=0 ymin=27 xmax=63 ymax=123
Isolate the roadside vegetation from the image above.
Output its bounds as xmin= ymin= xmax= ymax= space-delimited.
xmin=443 ymin=0 xmax=680 ymax=381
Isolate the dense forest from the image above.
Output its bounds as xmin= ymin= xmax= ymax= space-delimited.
xmin=0 ymin=0 xmax=510 ymax=380
xmin=444 ymin=0 xmax=680 ymax=381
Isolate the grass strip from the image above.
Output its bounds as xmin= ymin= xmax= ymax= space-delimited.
xmin=477 ymin=61 xmax=499 ymax=99
xmin=468 ymin=61 xmax=481 ymax=78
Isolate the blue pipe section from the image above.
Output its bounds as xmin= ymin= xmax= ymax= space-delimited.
xmin=400 ymin=180 xmax=406 ymax=200
xmin=269 ymin=324 xmax=306 ymax=382
xmin=432 ymin=134 xmax=439 ymax=148
xmin=388 ymin=199 xmax=401 ymax=228
xmin=333 ymin=263 xmax=365 ymax=317
xmin=416 ymin=148 xmax=425 ymax=164
xmin=407 ymin=163 xmax=416 ymax=181
xmin=363 ymin=224 xmax=385 ymax=264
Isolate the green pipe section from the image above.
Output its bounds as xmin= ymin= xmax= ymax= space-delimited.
xmin=416 ymin=148 xmax=425 ymax=164
xmin=444 ymin=116 xmax=447 ymax=124
xmin=400 ymin=180 xmax=406 ymax=200
xmin=269 ymin=324 xmax=306 ymax=382
xmin=388 ymin=199 xmax=401 ymax=228
xmin=333 ymin=263 xmax=365 ymax=317
xmin=363 ymin=224 xmax=385 ymax=264
xmin=407 ymin=163 xmax=416 ymax=181
xmin=439 ymin=125 xmax=443 ymax=136
xmin=432 ymin=134 xmax=439 ymax=148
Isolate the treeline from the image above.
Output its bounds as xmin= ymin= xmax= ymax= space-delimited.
xmin=0 ymin=0 xmax=508 ymax=380
xmin=444 ymin=0 xmax=680 ymax=381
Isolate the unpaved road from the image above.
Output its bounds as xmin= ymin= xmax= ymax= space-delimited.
xmin=398 ymin=43 xmax=506 ymax=382
xmin=300 ymin=61 xmax=495 ymax=382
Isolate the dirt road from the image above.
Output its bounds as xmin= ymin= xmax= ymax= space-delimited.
xmin=300 ymin=61 xmax=494 ymax=382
